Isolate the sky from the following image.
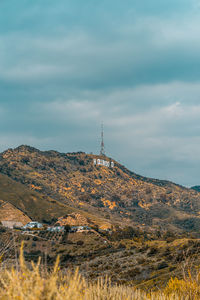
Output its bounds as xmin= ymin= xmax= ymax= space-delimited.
xmin=1 ymin=0 xmax=200 ymax=186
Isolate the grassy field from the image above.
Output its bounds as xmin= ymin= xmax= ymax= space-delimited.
xmin=0 ymin=244 xmax=200 ymax=300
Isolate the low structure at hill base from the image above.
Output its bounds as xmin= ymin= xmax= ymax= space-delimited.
xmin=23 ymin=221 xmax=43 ymax=230
xmin=70 ymin=225 xmax=91 ymax=233
xmin=1 ymin=221 xmax=23 ymax=229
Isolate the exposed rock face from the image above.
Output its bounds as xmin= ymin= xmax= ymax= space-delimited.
xmin=0 ymin=145 xmax=200 ymax=232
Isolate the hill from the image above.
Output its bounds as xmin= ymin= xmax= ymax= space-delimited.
xmin=0 ymin=173 xmax=69 ymax=222
xmin=0 ymin=145 xmax=200 ymax=232
xmin=0 ymin=172 xmax=112 ymax=229
xmin=191 ymin=186 xmax=200 ymax=192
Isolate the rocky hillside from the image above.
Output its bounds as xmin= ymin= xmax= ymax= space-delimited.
xmin=0 ymin=145 xmax=200 ymax=232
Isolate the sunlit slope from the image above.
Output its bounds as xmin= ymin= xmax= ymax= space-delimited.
xmin=0 ymin=172 xmax=111 ymax=228
xmin=0 ymin=145 xmax=200 ymax=231
xmin=0 ymin=173 xmax=72 ymax=222
xmin=0 ymin=199 xmax=31 ymax=225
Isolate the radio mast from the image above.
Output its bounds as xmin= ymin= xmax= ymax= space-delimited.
xmin=100 ymin=123 xmax=105 ymax=156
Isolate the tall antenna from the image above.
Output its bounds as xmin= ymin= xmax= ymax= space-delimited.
xmin=100 ymin=123 xmax=105 ymax=156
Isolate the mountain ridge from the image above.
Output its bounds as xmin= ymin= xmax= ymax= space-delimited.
xmin=5 ymin=144 xmax=186 ymax=189
xmin=0 ymin=145 xmax=200 ymax=232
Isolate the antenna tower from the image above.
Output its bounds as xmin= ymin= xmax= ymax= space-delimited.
xmin=100 ymin=123 xmax=105 ymax=156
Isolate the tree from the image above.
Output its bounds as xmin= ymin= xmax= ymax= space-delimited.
xmin=64 ymin=225 xmax=71 ymax=233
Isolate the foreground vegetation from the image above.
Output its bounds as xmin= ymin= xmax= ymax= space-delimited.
xmin=0 ymin=245 xmax=200 ymax=300
xmin=2 ymin=226 xmax=200 ymax=291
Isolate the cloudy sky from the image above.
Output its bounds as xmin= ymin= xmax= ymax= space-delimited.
xmin=1 ymin=0 xmax=200 ymax=186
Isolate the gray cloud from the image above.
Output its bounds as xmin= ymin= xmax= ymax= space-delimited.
xmin=1 ymin=12 xmax=200 ymax=89
xmin=1 ymin=0 xmax=200 ymax=186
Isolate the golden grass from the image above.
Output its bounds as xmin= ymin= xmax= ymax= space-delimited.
xmin=0 ymin=244 xmax=199 ymax=300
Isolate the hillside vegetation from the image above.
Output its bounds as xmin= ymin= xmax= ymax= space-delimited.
xmin=1 ymin=220 xmax=200 ymax=290
xmin=0 ymin=246 xmax=200 ymax=300
xmin=1 ymin=145 xmax=200 ymax=232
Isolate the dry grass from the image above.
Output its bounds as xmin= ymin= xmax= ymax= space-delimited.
xmin=0 ymin=244 xmax=198 ymax=300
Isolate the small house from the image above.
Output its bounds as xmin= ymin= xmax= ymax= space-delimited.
xmin=23 ymin=222 xmax=43 ymax=230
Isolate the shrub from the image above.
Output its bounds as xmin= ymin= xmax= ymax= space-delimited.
xmin=77 ymin=240 xmax=84 ymax=246
xmin=127 ymin=267 xmax=140 ymax=278
xmin=0 ymin=227 xmax=6 ymax=233
xmin=164 ymin=276 xmax=200 ymax=299
xmin=147 ymin=247 xmax=158 ymax=256
xmin=157 ymin=261 xmax=168 ymax=270
xmin=66 ymin=240 xmax=73 ymax=244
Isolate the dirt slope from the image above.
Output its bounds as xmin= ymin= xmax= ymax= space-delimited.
xmin=0 ymin=200 xmax=31 ymax=225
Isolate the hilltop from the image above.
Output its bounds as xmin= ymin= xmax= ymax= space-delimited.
xmin=0 ymin=145 xmax=200 ymax=232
